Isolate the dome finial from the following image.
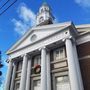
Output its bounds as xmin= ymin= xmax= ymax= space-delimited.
xmin=42 ymin=0 xmax=48 ymax=7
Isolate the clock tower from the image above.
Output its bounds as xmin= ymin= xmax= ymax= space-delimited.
xmin=36 ymin=2 xmax=54 ymax=26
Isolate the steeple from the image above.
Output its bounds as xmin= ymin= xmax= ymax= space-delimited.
xmin=36 ymin=2 xmax=54 ymax=26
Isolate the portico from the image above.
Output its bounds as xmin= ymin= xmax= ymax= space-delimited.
xmin=5 ymin=28 xmax=83 ymax=90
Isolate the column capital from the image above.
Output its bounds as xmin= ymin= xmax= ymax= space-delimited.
xmin=39 ymin=46 xmax=46 ymax=51
xmin=21 ymin=53 xmax=31 ymax=59
xmin=62 ymin=36 xmax=72 ymax=42
xmin=8 ymin=59 xmax=13 ymax=63
xmin=21 ymin=53 xmax=32 ymax=60
xmin=62 ymin=35 xmax=76 ymax=43
xmin=39 ymin=46 xmax=50 ymax=52
xmin=27 ymin=54 xmax=32 ymax=59
xmin=21 ymin=53 xmax=27 ymax=57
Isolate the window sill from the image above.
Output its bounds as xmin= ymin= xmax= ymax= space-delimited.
xmin=51 ymin=58 xmax=67 ymax=64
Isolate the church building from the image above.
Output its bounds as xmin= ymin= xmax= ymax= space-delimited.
xmin=4 ymin=3 xmax=90 ymax=90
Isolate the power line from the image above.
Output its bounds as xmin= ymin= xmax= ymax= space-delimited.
xmin=0 ymin=0 xmax=10 ymax=10
xmin=0 ymin=0 xmax=17 ymax=16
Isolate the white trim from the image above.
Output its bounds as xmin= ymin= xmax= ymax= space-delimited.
xmin=76 ymin=24 xmax=90 ymax=29
xmin=8 ymin=27 xmax=71 ymax=59
xmin=79 ymin=55 xmax=90 ymax=60
xmin=76 ymin=33 xmax=90 ymax=45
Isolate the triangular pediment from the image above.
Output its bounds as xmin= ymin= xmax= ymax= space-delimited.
xmin=7 ymin=22 xmax=73 ymax=54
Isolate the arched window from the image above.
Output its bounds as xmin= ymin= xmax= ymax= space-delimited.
xmin=41 ymin=8 xmax=44 ymax=13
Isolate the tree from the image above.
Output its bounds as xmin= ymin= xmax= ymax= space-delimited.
xmin=0 ymin=51 xmax=3 ymax=86
xmin=0 ymin=62 xmax=3 ymax=76
xmin=0 ymin=51 xmax=3 ymax=76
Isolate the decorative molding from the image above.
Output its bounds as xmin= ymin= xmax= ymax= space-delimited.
xmin=62 ymin=35 xmax=73 ymax=42
xmin=76 ymin=33 xmax=90 ymax=45
xmin=6 ymin=22 xmax=72 ymax=54
xmin=79 ymin=55 xmax=90 ymax=60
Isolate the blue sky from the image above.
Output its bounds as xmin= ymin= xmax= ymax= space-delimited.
xmin=0 ymin=0 xmax=90 ymax=89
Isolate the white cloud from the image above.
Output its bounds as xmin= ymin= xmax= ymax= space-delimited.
xmin=75 ymin=0 xmax=90 ymax=8
xmin=12 ymin=3 xmax=36 ymax=35
xmin=18 ymin=3 xmax=36 ymax=25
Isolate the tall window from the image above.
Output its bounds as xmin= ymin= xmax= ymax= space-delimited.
xmin=16 ymin=61 xmax=22 ymax=78
xmin=56 ymin=76 xmax=70 ymax=90
xmin=53 ymin=47 xmax=65 ymax=61
xmin=51 ymin=46 xmax=70 ymax=90
xmin=39 ymin=17 xmax=44 ymax=23
xmin=52 ymin=47 xmax=67 ymax=69
xmin=31 ymin=55 xmax=41 ymax=90
xmin=32 ymin=55 xmax=41 ymax=67
xmin=17 ymin=61 xmax=22 ymax=71
xmin=33 ymin=80 xmax=41 ymax=90
xmin=15 ymin=82 xmax=20 ymax=90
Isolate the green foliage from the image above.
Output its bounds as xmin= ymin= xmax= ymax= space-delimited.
xmin=0 ymin=51 xmax=3 ymax=76
xmin=0 ymin=62 xmax=3 ymax=76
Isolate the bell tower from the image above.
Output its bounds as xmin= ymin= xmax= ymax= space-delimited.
xmin=36 ymin=3 xmax=54 ymax=26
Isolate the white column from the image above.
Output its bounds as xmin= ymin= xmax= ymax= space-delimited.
xmin=25 ymin=58 xmax=32 ymax=90
xmin=65 ymin=38 xmax=79 ymax=90
xmin=46 ymin=52 xmax=51 ymax=90
xmin=41 ymin=47 xmax=47 ymax=90
xmin=19 ymin=54 xmax=28 ymax=90
xmin=4 ymin=60 xmax=13 ymax=90
xmin=10 ymin=62 xmax=17 ymax=90
xmin=73 ymin=43 xmax=84 ymax=90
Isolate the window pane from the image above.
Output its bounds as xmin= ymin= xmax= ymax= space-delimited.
xmin=56 ymin=76 xmax=70 ymax=90
xmin=54 ymin=50 xmax=59 ymax=60
xmin=15 ymin=83 xmax=20 ymax=90
xmin=60 ymin=48 xmax=65 ymax=59
xmin=56 ymin=50 xmax=59 ymax=60
xmin=33 ymin=55 xmax=41 ymax=66
xmin=34 ymin=80 xmax=41 ymax=90
xmin=17 ymin=61 xmax=22 ymax=71
xmin=53 ymin=47 xmax=65 ymax=61
xmin=34 ymin=58 xmax=37 ymax=66
xmin=38 ymin=56 xmax=41 ymax=65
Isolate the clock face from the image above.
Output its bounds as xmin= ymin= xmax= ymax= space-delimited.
xmin=31 ymin=34 xmax=37 ymax=42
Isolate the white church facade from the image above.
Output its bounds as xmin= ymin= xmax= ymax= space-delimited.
xmin=4 ymin=3 xmax=90 ymax=90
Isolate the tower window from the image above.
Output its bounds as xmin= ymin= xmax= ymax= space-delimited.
xmin=39 ymin=17 xmax=44 ymax=23
xmin=41 ymin=8 xmax=44 ymax=13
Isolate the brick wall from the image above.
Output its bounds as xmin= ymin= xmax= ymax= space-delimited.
xmin=77 ymin=42 xmax=90 ymax=90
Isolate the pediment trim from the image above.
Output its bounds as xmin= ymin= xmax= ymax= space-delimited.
xmin=6 ymin=21 xmax=76 ymax=55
